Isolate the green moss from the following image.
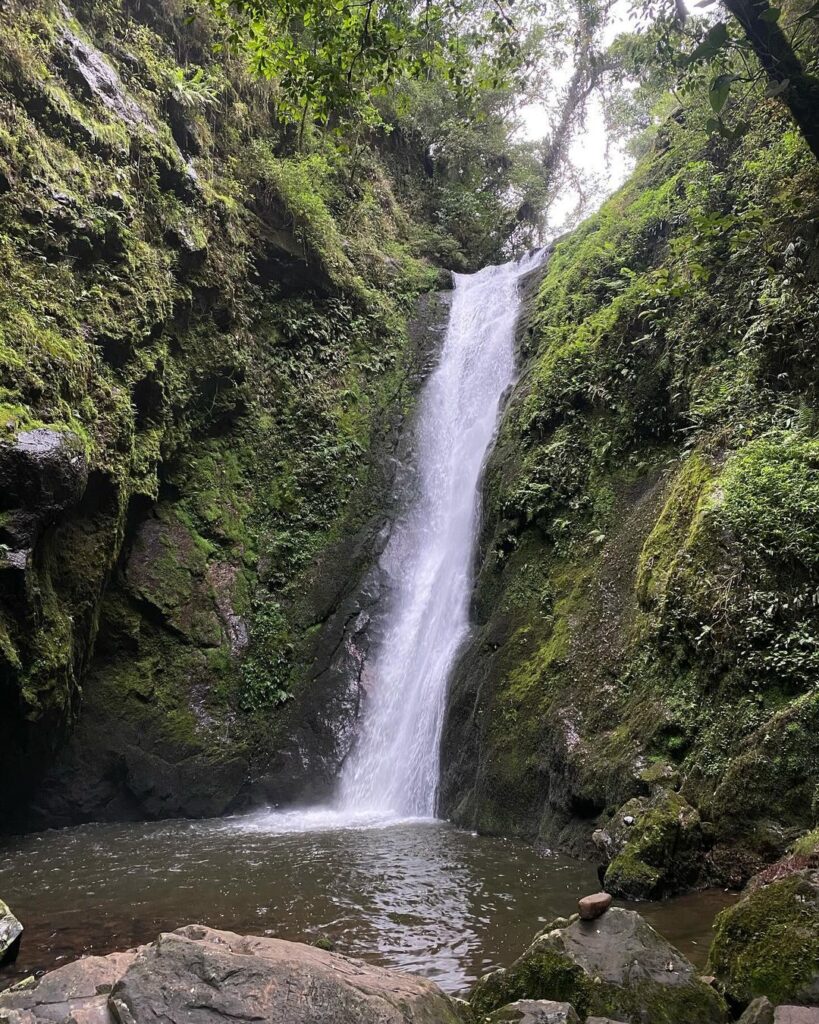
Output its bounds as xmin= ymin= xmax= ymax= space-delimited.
xmin=470 ymin=944 xmax=593 ymax=1018
xmin=792 ymin=827 xmax=819 ymax=859
xmin=707 ymin=875 xmax=819 ymax=1005
xmin=717 ymin=432 xmax=819 ymax=571
xmin=605 ymin=791 xmax=704 ymax=899
xmin=636 ymin=453 xmax=715 ymax=606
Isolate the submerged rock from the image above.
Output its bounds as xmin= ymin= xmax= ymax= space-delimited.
xmin=469 ymin=908 xmax=725 ymax=1024
xmin=707 ymin=870 xmax=819 ymax=1006
xmin=0 ymin=925 xmax=462 ymax=1024
xmin=0 ymin=899 xmax=22 ymax=966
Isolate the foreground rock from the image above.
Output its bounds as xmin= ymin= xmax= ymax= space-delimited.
xmin=0 ymin=900 xmax=22 ymax=966
xmin=469 ymin=908 xmax=726 ymax=1024
xmin=486 ymin=1000 xmax=579 ymax=1022
xmin=707 ymin=868 xmax=819 ymax=1006
xmin=0 ymin=925 xmax=462 ymax=1024
xmin=577 ymin=892 xmax=611 ymax=921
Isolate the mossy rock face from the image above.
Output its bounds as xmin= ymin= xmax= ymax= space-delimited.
xmin=707 ymin=872 xmax=819 ymax=1006
xmin=439 ymin=75 xmax=819 ymax=889
xmin=598 ymin=789 xmax=707 ymax=899
xmin=469 ymin=909 xmax=726 ymax=1024
xmin=0 ymin=0 xmax=460 ymax=825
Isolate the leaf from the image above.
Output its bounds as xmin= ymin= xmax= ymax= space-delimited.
xmin=709 ymin=73 xmax=738 ymax=113
xmin=686 ymin=22 xmax=730 ymax=65
xmin=764 ymin=77 xmax=790 ymax=97
xmin=794 ymin=0 xmax=819 ymax=24
xmin=759 ymin=6 xmax=781 ymax=21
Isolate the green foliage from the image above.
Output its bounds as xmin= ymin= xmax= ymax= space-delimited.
xmin=718 ymin=431 xmax=819 ymax=570
xmin=204 ymin=0 xmax=524 ymax=133
xmin=239 ymin=598 xmax=293 ymax=711
xmin=444 ymin=75 xmax=819 ymax=879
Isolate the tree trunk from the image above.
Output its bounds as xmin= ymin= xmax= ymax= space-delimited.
xmin=723 ymin=0 xmax=819 ymax=159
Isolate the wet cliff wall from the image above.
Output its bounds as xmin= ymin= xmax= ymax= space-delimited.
xmin=0 ymin=0 xmax=454 ymax=827
xmin=441 ymin=98 xmax=819 ymax=895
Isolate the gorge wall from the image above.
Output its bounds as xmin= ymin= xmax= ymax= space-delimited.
xmin=441 ymin=99 xmax=819 ymax=894
xmin=2 ymin=0 xmax=817 ymax=908
xmin=0 ymin=0 xmax=454 ymax=827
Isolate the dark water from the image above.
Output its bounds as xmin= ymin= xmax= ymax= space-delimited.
xmin=0 ymin=810 xmax=735 ymax=995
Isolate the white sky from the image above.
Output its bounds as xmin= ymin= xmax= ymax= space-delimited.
xmin=517 ymin=0 xmax=637 ymax=236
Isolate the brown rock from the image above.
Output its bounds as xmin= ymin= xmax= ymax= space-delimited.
xmin=774 ymin=1009 xmax=819 ymax=1024
xmin=0 ymin=926 xmax=461 ymax=1024
xmin=578 ymin=892 xmax=612 ymax=920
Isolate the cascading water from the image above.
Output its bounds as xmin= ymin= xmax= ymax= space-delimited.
xmin=338 ymin=248 xmax=546 ymax=818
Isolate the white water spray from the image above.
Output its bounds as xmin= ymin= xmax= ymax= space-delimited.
xmin=337 ymin=249 xmax=546 ymax=819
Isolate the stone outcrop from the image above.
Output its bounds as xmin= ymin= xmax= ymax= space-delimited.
xmin=0 ymin=926 xmax=462 ymax=1024
xmin=0 ymin=0 xmax=454 ymax=829
xmin=469 ymin=908 xmax=726 ymax=1024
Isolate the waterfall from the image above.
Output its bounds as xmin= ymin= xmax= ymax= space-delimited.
xmin=337 ymin=249 xmax=546 ymax=818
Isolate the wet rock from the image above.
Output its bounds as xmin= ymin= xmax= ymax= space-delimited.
xmin=578 ymin=892 xmax=611 ymax=920
xmin=596 ymin=789 xmax=706 ymax=899
xmin=0 ymin=899 xmax=23 ymax=966
xmin=707 ymin=870 xmax=819 ymax=1006
xmin=469 ymin=908 xmax=726 ymax=1024
xmin=0 ymin=948 xmax=139 ymax=1021
xmin=0 ymin=429 xmax=88 ymax=547
xmin=487 ymin=1000 xmax=580 ymax=1023
xmin=54 ymin=17 xmax=151 ymax=131
xmin=738 ymin=998 xmax=775 ymax=1024
xmin=0 ymin=926 xmax=462 ymax=1024
xmin=165 ymin=224 xmax=208 ymax=275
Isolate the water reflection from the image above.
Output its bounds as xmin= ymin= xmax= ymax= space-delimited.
xmin=0 ymin=815 xmax=733 ymax=994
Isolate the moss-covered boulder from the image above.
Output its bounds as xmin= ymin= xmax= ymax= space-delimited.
xmin=707 ymin=871 xmax=819 ymax=1006
xmin=596 ymin=789 xmax=707 ymax=899
xmin=469 ymin=908 xmax=726 ymax=1024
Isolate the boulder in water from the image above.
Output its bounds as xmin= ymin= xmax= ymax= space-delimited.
xmin=0 ymin=899 xmax=22 ymax=966
xmin=0 ymin=925 xmax=462 ymax=1024
xmin=469 ymin=908 xmax=726 ymax=1024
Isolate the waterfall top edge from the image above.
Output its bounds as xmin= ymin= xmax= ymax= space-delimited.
xmin=451 ymin=246 xmax=550 ymax=288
